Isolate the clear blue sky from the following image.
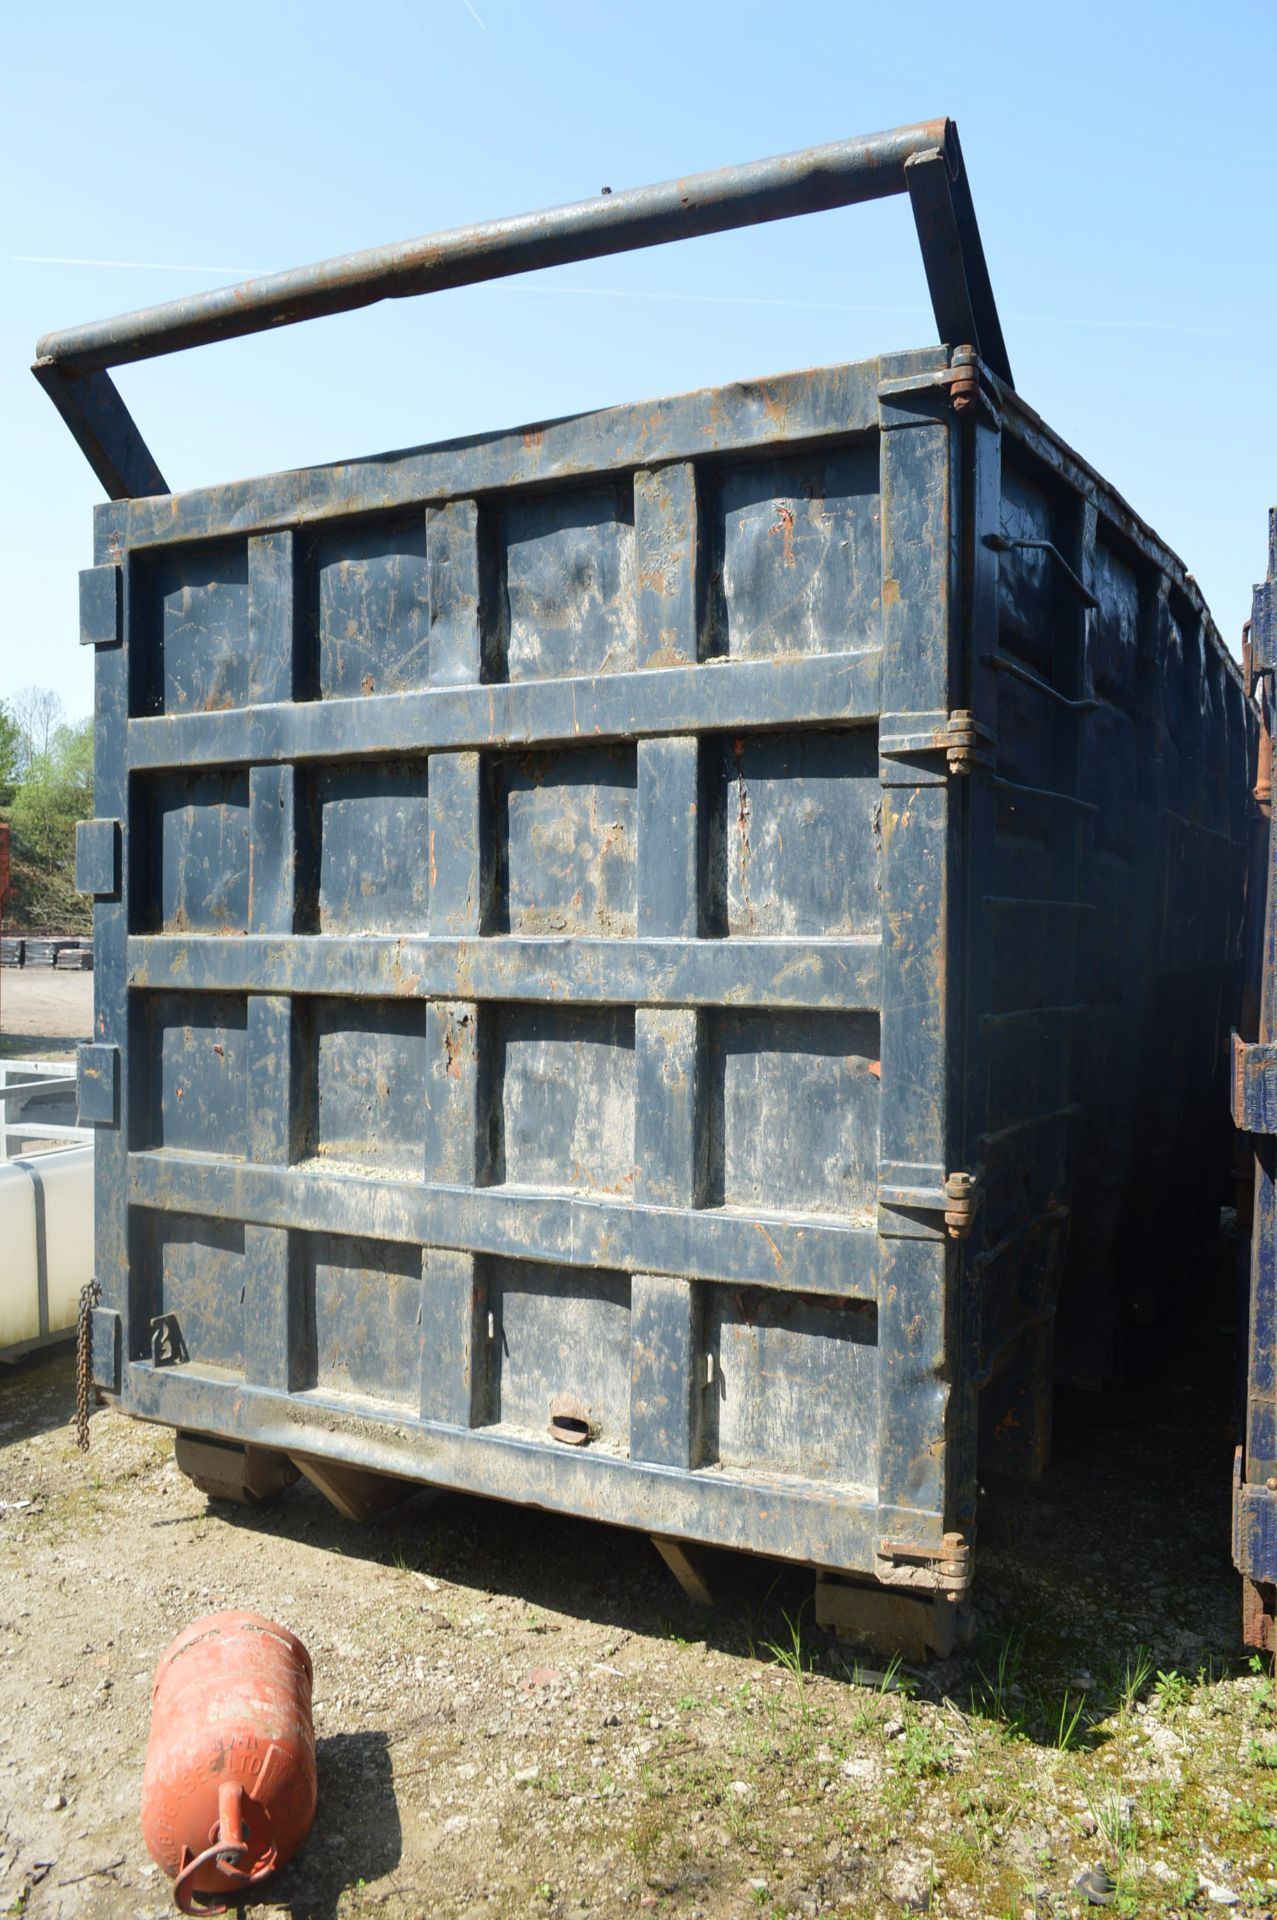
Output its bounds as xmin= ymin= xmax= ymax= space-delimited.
xmin=3 ymin=0 xmax=1273 ymax=725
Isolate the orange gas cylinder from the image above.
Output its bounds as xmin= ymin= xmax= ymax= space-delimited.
xmin=140 ymin=1610 xmax=317 ymax=1915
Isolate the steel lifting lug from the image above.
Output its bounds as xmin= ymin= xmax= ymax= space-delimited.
xmin=150 ymin=1313 xmax=188 ymax=1368
xmin=943 ymin=1171 xmax=980 ymax=1240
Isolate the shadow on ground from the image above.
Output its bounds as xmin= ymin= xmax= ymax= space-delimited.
xmin=193 ymin=1269 xmax=1247 ymax=1750
xmin=264 ymin=1730 xmax=403 ymax=1920
xmin=0 ymin=1032 xmax=85 ymax=1060
xmin=0 ymin=1343 xmax=77 ymax=1447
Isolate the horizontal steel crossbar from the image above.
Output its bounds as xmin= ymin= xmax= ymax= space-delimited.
xmin=34 ymin=118 xmax=1011 ymax=500
xmin=125 ymin=650 xmax=885 ymax=769
xmin=128 ymin=1154 xmax=879 ymax=1300
xmin=126 ymin=934 xmax=884 ymax=1013
xmin=38 ymin=122 xmax=952 ymax=371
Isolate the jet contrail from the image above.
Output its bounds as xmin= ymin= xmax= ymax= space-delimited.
xmin=13 ymin=255 xmax=264 ymax=275
xmin=13 ymin=257 xmax=1272 ymax=338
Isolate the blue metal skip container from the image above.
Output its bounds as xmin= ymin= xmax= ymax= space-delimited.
xmin=46 ymin=122 xmax=1253 ymax=1654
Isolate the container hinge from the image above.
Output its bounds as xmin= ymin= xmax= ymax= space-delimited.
xmin=943 ymin=1171 xmax=980 ymax=1239
xmin=1231 ymin=1031 xmax=1277 ymax=1135
xmin=876 ymin=1532 xmax=971 ymax=1597
xmin=947 ymin=347 xmax=1002 ymax=425
xmin=877 ymin=1164 xmax=981 ymax=1240
xmin=879 ymin=712 xmax=994 ymax=783
xmin=943 ymin=712 xmax=994 ymax=776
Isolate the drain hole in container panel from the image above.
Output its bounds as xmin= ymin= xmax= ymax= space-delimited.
xmin=548 ymin=1395 xmax=595 ymax=1446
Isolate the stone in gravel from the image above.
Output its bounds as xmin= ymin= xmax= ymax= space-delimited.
xmin=1201 ymin=1883 xmax=1240 ymax=1907
xmin=42 ymin=1791 xmax=65 ymax=1811
xmin=521 ymin=1667 xmax=561 ymax=1691
xmin=884 ymin=1848 xmax=934 ymax=1912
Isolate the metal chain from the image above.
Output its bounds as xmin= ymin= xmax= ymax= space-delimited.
xmin=75 ymin=1280 xmax=101 ymax=1453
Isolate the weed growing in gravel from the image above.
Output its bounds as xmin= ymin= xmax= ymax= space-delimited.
xmin=970 ymin=1630 xmax=1026 ymax=1734
xmin=1051 ymin=1687 xmax=1087 ymax=1751
xmin=1087 ymin=1783 xmax=1131 ymax=1853
xmin=878 ymin=1651 xmax=913 ymax=1695
xmin=1108 ymin=1642 xmax=1153 ymax=1718
xmin=1245 ymin=1732 xmax=1277 ymax=1769
xmin=761 ymin=1605 xmax=812 ymax=1716
xmin=1153 ymin=1667 xmax=1192 ymax=1713
xmin=1146 ymin=1778 xmax=1179 ymax=1839
xmin=1244 ymin=1650 xmax=1277 ymax=1768
xmin=896 ymin=1709 xmax=953 ymax=1779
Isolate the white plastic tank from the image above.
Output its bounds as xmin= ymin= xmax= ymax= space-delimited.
xmin=0 ymin=1145 xmax=94 ymax=1358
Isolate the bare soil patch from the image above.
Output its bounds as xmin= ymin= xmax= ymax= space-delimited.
xmin=1 ymin=1277 xmax=1273 ymax=1920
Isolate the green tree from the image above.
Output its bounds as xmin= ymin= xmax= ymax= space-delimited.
xmin=0 ymin=702 xmax=19 ymax=806
xmin=5 ymin=702 xmax=94 ymax=929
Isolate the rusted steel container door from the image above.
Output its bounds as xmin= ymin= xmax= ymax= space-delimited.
xmin=1235 ymin=509 xmax=1277 ymax=1650
xmin=76 ymin=356 xmax=970 ymax=1618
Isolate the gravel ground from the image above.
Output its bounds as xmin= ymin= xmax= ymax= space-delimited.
xmin=0 ymin=970 xmax=93 ymax=1057
xmin=1 ymin=1270 xmax=1274 ymax=1920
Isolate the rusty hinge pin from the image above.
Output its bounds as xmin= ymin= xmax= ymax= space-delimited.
xmin=943 ymin=1172 xmax=979 ymax=1241
xmin=950 ymin=359 xmax=980 ymax=414
xmin=944 ymin=710 xmax=995 ymax=776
